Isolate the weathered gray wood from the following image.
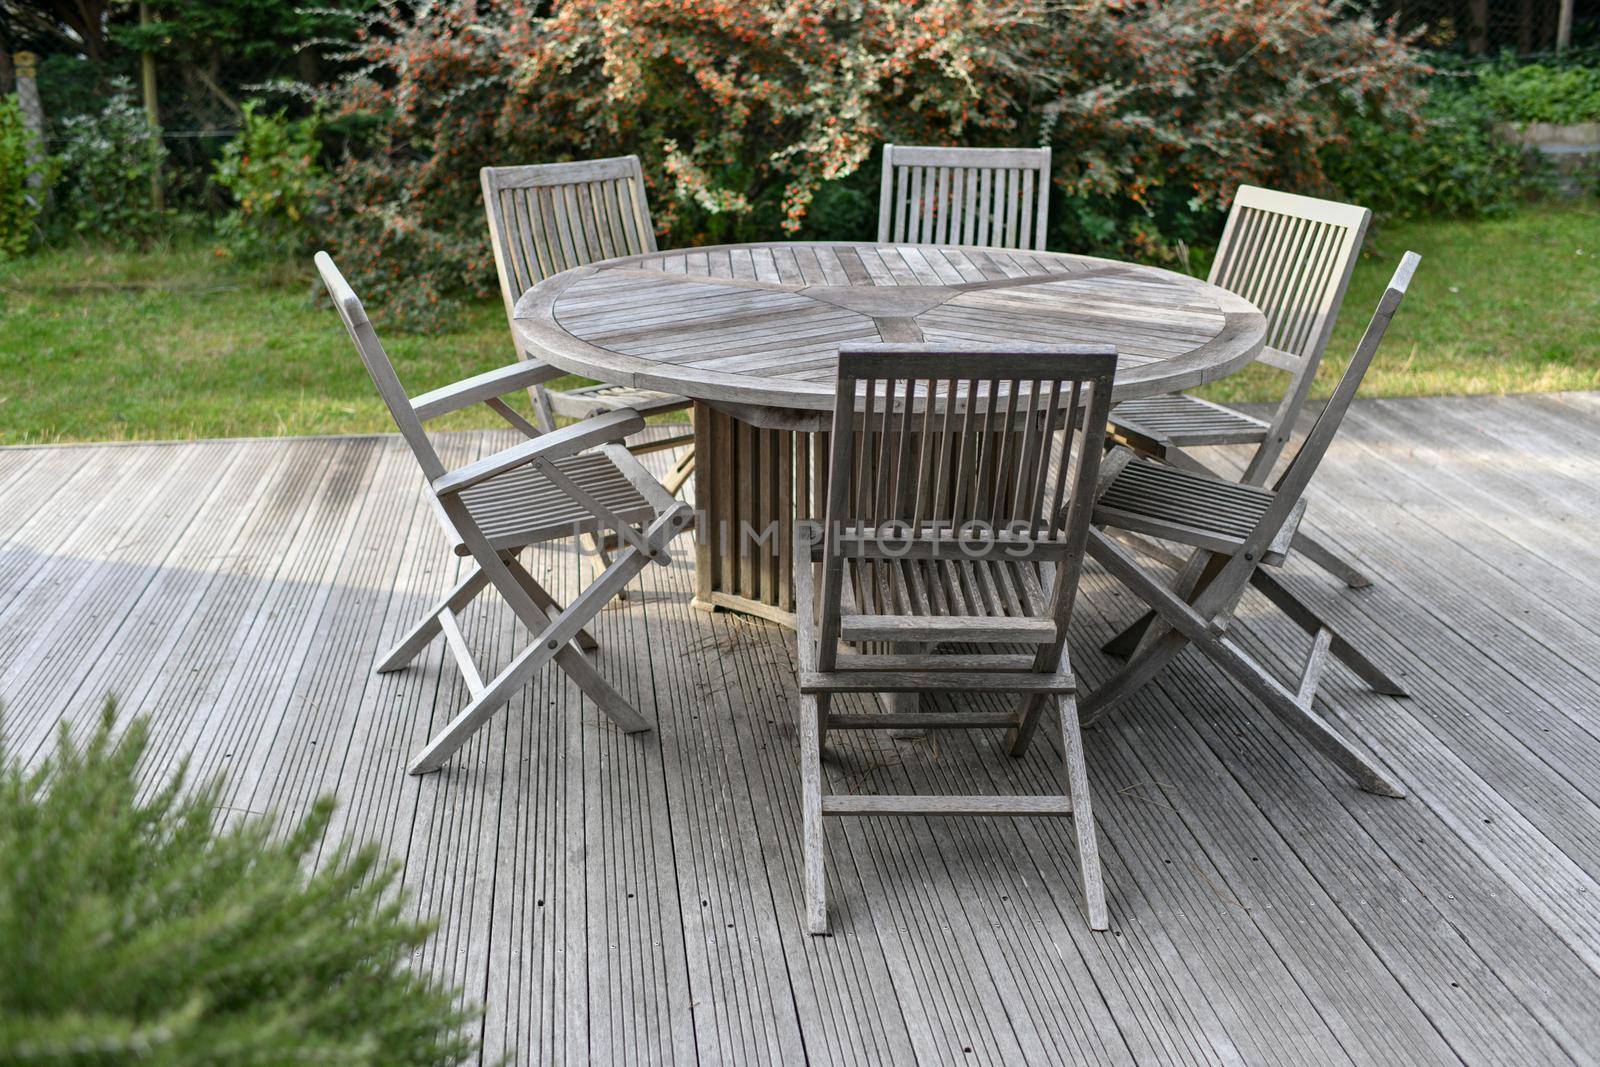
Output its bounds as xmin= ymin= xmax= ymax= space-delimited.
xmin=1109 ymin=185 xmax=1373 ymax=590
xmin=12 ymin=387 xmax=1600 ymax=1062
xmin=316 ymin=252 xmax=691 ymax=774
xmin=0 ymin=441 xmax=281 ymax=759
xmin=877 ymin=145 xmax=1052 ymax=251
xmin=801 ymin=670 xmax=1074 ymax=694
xmin=411 ymin=360 xmax=565 ymax=421
xmin=824 ymin=793 xmax=1074 ymax=816
xmin=1085 ymin=254 xmax=1420 ymax=799
xmin=512 ymin=242 xmax=1266 ymax=413
xmin=793 ymin=343 xmax=1116 ymax=934
xmin=624 ymin=238 xmax=1266 ymax=625
xmin=480 ymin=158 xmax=694 ymax=467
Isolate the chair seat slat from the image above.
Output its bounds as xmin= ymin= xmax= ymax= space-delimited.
xmin=801 ymin=670 xmax=1072 ymax=694
xmin=823 ymin=794 xmax=1073 ymax=817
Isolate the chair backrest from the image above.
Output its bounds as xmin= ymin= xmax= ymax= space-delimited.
xmin=1211 ymin=186 xmax=1370 ymax=374
xmin=480 ymin=156 xmax=658 ymax=339
xmin=1209 ymin=185 xmax=1370 ymax=481
xmin=876 ymin=145 xmax=1051 ymax=250
xmin=314 ymin=251 xmax=446 ymax=481
xmin=1231 ymin=252 xmax=1419 ymax=570
xmin=814 ymin=343 xmax=1117 ymax=668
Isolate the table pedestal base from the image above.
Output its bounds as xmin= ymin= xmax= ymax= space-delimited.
xmin=691 ymin=401 xmax=819 ymax=626
xmin=690 ymin=401 xmax=922 ymax=718
xmin=689 ymin=590 xmax=796 ymax=629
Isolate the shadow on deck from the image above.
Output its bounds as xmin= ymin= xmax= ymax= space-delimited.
xmin=2 ymin=392 xmax=1599 ymax=1065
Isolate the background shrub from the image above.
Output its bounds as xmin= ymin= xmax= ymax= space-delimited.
xmin=314 ymin=0 xmax=1425 ymax=330
xmin=51 ymin=81 xmax=170 ymax=247
xmin=0 ymin=700 xmax=474 ymax=1065
xmin=1477 ymin=60 xmax=1600 ymax=124
xmin=1034 ymin=0 xmax=1425 ymax=264
xmin=0 ymin=94 xmax=46 ymax=259
xmin=1321 ymin=77 xmax=1541 ymax=219
xmin=213 ymin=102 xmax=327 ymax=261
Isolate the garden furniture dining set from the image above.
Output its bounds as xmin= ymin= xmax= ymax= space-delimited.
xmin=316 ymin=144 xmax=1420 ymax=936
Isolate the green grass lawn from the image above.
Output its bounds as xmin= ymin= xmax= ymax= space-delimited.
xmin=1197 ymin=199 xmax=1600 ymax=406
xmin=1 ymin=201 xmax=1596 ymax=445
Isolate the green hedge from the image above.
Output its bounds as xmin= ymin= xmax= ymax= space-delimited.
xmin=1321 ymin=77 xmax=1541 ymax=221
xmin=1478 ymin=61 xmax=1600 ymax=125
xmin=0 ymin=95 xmax=45 ymax=259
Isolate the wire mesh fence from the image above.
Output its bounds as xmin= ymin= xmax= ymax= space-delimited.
xmin=1367 ymin=0 xmax=1595 ymax=56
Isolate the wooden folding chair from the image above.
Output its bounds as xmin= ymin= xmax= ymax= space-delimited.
xmin=795 ymin=341 xmax=1118 ymax=934
xmin=481 ymin=157 xmax=694 ymax=496
xmin=1084 ymin=253 xmax=1421 ymax=799
xmin=1109 ymin=185 xmax=1374 ymax=589
xmin=315 ymin=252 xmax=693 ymax=775
xmin=877 ymin=145 xmax=1052 ymax=250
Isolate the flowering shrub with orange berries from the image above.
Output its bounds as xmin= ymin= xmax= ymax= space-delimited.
xmin=319 ymin=0 xmax=1424 ymax=330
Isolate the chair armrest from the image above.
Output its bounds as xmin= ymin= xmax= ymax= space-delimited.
xmin=411 ymin=359 xmax=565 ymax=421
xmin=433 ymin=409 xmax=645 ymax=497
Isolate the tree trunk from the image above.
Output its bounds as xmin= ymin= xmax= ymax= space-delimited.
xmin=139 ymin=2 xmax=165 ymax=212
xmin=63 ymin=0 xmax=114 ymax=64
xmin=1467 ymin=0 xmax=1490 ymax=53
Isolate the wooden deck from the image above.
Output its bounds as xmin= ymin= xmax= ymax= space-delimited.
xmin=4 ymin=392 xmax=1600 ymax=1065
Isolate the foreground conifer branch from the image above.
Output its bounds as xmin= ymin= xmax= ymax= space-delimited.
xmin=0 ymin=698 xmax=475 ymax=1065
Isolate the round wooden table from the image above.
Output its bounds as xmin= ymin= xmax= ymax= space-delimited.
xmin=514 ymin=241 xmax=1266 ymax=625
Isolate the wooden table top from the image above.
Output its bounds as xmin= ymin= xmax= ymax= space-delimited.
xmin=513 ymin=241 xmax=1266 ymax=412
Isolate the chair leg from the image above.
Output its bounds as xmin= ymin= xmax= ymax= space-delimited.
xmin=505 ymin=555 xmax=600 ymax=653
xmin=584 ymin=533 xmax=625 ymax=602
xmin=1102 ymin=532 xmax=1404 ymax=696
xmin=375 ymin=565 xmax=491 ymax=673
xmin=1102 ymin=610 xmax=1158 ymax=658
xmin=1104 ymin=548 xmax=1224 ymax=659
xmin=1209 ymin=633 xmax=1407 ymax=798
xmin=1007 ymin=691 xmax=1049 ymax=756
xmin=1008 ymin=645 xmax=1071 ymax=755
xmin=1088 ymin=529 xmax=1407 ymax=796
xmin=1249 ymin=569 xmax=1408 ymax=696
xmin=409 ymin=589 xmax=652 ymax=775
xmin=553 ymin=641 xmax=652 ymax=733
xmin=660 ymin=446 xmax=695 ymax=498
xmin=1080 ymin=627 xmax=1191 ymax=726
xmin=886 ymin=642 xmax=930 ymax=739
xmin=801 ymin=691 xmax=829 ymax=934
xmin=1089 ymin=609 xmax=1406 ymax=797
xmin=409 ymin=634 xmax=566 ymax=774
xmin=1291 ymin=530 xmax=1373 ymax=589
xmin=1057 ymin=692 xmax=1108 ymax=930
xmin=409 ymin=535 xmax=662 ymax=774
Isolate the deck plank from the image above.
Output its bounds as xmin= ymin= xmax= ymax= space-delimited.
xmin=1075 ymin=569 xmax=1578 ymax=1065
xmin=3 ymin=395 xmax=1600 ymax=1064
